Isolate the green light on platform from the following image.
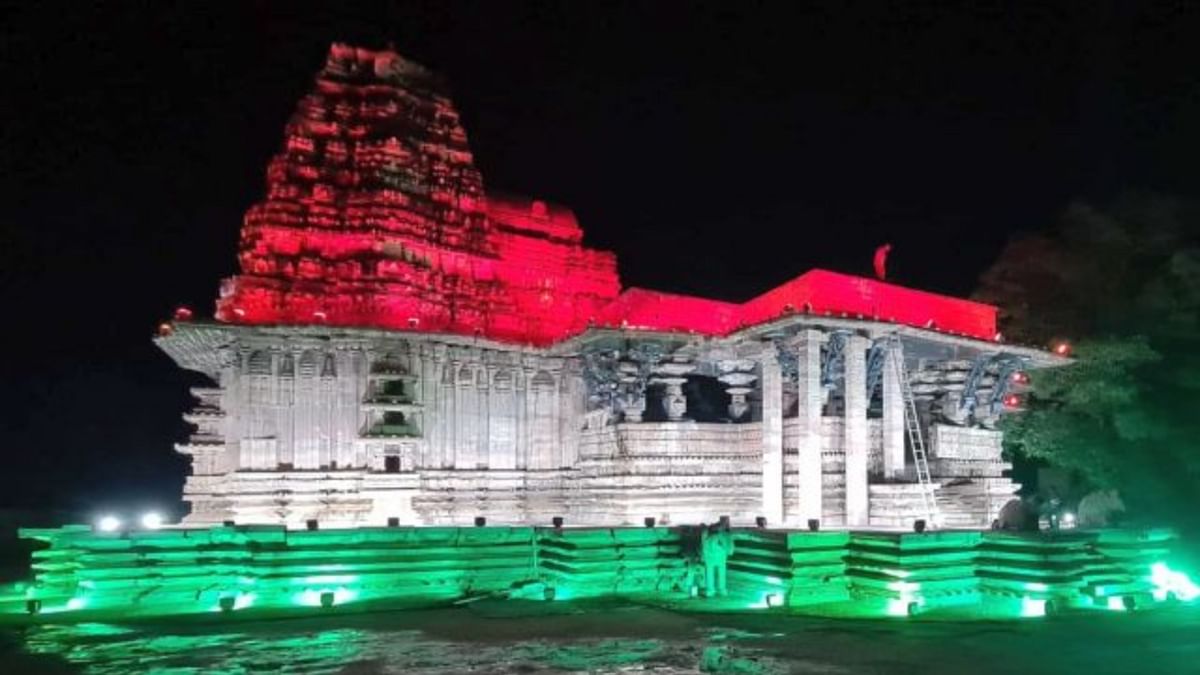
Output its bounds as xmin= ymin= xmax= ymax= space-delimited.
xmin=294 ymin=587 xmax=358 ymax=607
xmin=1019 ymin=597 xmax=1046 ymax=618
xmin=748 ymin=591 xmax=785 ymax=609
xmin=1150 ymin=562 xmax=1199 ymax=602
xmin=214 ymin=592 xmax=256 ymax=612
xmin=1106 ymin=596 xmax=1127 ymax=612
xmin=886 ymin=598 xmax=923 ymax=617
xmin=1020 ymin=598 xmax=1045 ymax=618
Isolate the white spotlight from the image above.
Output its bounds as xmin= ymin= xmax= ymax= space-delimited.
xmin=97 ymin=515 xmax=122 ymax=533
xmin=1061 ymin=512 xmax=1077 ymax=529
xmin=140 ymin=512 xmax=164 ymax=530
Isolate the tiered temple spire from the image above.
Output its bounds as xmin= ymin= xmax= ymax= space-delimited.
xmin=217 ymin=43 xmax=622 ymax=345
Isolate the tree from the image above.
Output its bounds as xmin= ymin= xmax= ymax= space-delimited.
xmin=977 ymin=194 xmax=1200 ymax=522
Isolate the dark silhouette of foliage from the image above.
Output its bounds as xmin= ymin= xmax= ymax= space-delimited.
xmin=977 ymin=194 xmax=1200 ymax=521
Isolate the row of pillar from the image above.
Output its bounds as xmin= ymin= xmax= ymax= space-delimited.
xmin=760 ymin=331 xmax=907 ymax=528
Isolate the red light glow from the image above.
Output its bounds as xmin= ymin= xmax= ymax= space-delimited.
xmin=1053 ymin=342 xmax=1072 ymax=356
xmin=1002 ymin=394 xmax=1021 ymax=409
xmin=173 ymin=306 xmax=194 ymax=321
xmin=207 ymin=43 xmax=1002 ymax=347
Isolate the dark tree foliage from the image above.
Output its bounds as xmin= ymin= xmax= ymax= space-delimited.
xmin=976 ymin=194 xmax=1200 ymax=521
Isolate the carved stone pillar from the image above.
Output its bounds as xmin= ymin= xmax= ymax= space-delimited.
xmin=449 ymin=356 xmax=461 ymax=468
xmin=652 ymin=358 xmax=693 ymax=421
xmin=518 ymin=365 xmax=535 ymax=470
xmin=718 ymin=359 xmax=757 ymax=422
xmin=726 ymin=384 xmax=753 ymax=421
xmin=660 ymin=379 xmax=687 ymax=421
xmin=759 ymin=346 xmax=784 ymax=525
xmin=795 ymin=330 xmax=824 ymax=525
xmin=882 ymin=341 xmax=906 ymax=479
xmin=616 ymin=359 xmax=646 ymax=422
xmin=843 ymin=334 xmax=870 ymax=527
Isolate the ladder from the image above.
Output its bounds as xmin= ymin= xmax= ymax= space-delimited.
xmin=885 ymin=334 xmax=939 ymax=528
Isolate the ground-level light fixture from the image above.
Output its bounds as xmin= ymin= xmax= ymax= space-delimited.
xmin=96 ymin=515 xmax=122 ymax=533
xmin=141 ymin=512 xmax=165 ymax=530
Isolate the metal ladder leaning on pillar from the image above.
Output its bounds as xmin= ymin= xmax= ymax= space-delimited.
xmin=885 ymin=334 xmax=940 ymax=528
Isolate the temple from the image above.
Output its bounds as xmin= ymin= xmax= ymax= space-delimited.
xmin=156 ymin=43 xmax=1066 ymax=530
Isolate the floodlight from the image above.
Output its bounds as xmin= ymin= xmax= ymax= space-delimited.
xmin=97 ymin=515 xmax=122 ymax=533
xmin=141 ymin=512 xmax=164 ymax=530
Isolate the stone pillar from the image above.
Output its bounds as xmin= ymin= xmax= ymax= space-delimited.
xmin=718 ymin=360 xmax=757 ymax=422
xmin=480 ymin=365 xmax=492 ymax=469
xmin=882 ymin=341 xmax=906 ymax=479
xmin=759 ymin=347 xmax=784 ymax=525
xmin=617 ymin=359 xmax=646 ymax=422
xmin=659 ymin=379 xmax=687 ymax=420
xmin=843 ymin=334 xmax=870 ymax=527
xmin=652 ymin=358 xmax=694 ymax=421
xmin=518 ymin=366 xmax=533 ymax=469
xmin=726 ymin=385 xmax=753 ymax=421
xmin=795 ymin=330 xmax=824 ymax=525
xmin=449 ymin=357 xmax=461 ymax=468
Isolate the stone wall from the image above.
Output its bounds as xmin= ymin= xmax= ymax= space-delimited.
xmin=178 ymin=331 xmax=582 ymax=524
xmin=171 ymin=326 xmax=1022 ymax=530
xmin=929 ymin=425 xmax=1005 ymax=470
xmin=928 ymin=424 xmax=1019 ymax=528
xmin=574 ymin=422 xmax=762 ymax=525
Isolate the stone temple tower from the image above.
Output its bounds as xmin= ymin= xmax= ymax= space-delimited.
xmin=217 ymin=43 xmax=622 ymax=345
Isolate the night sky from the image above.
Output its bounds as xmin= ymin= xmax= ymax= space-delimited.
xmin=3 ymin=2 xmax=1199 ymax=515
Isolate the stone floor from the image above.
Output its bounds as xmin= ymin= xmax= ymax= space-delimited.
xmin=5 ymin=602 xmax=1199 ymax=674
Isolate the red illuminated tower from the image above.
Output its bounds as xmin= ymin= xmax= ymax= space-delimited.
xmin=216 ymin=44 xmax=620 ymax=345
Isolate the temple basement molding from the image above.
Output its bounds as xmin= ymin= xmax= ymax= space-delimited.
xmin=155 ymin=43 xmax=1068 ymax=529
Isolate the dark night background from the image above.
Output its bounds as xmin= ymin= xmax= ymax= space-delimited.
xmin=2 ymin=1 xmax=1199 ymax=517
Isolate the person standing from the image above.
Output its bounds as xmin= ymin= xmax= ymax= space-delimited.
xmin=701 ymin=523 xmax=735 ymax=597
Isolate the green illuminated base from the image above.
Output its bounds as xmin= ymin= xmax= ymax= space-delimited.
xmin=1 ymin=524 xmax=1193 ymax=624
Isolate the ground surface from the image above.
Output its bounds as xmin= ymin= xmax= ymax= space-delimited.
xmin=2 ymin=601 xmax=1197 ymax=674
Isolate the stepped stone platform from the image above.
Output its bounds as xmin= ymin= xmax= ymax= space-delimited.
xmin=0 ymin=524 xmax=1189 ymax=624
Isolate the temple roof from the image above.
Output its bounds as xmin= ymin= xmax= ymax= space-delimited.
xmin=208 ymin=43 xmax=999 ymax=346
xmin=593 ymin=269 xmax=996 ymax=339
